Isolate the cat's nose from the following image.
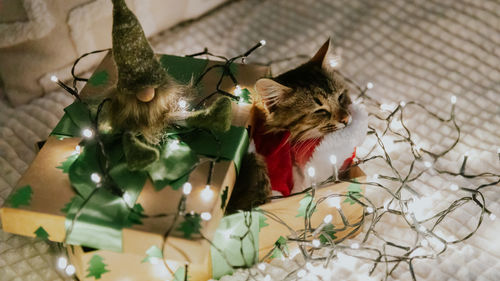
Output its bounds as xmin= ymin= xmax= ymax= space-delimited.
xmin=340 ymin=115 xmax=351 ymax=125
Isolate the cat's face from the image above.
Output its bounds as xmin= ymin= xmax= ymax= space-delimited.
xmin=256 ymin=39 xmax=352 ymax=142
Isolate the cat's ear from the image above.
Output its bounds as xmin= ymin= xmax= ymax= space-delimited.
xmin=255 ymin=78 xmax=292 ymax=110
xmin=310 ymin=38 xmax=341 ymax=71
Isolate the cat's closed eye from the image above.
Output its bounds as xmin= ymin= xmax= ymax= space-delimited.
xmin=313 ymin=108 xmax=331 ymax=117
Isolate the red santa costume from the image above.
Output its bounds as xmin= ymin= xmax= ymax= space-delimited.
xmin=251 ymin=103 xmax=368 ymax=196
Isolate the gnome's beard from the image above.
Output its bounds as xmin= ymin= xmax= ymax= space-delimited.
xmin=108 ymin=77 xmax=190 ymax=143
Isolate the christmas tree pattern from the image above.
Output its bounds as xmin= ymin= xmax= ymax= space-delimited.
xmin=7 ymin=185 xmax=33 ymax=208
xmin=296 ymin=193 xmax=316 ymax=218
xmin=86 ymin=254 xmax=109 ymax=279
xmin=34 ymin=226 xmax=49 ymax=240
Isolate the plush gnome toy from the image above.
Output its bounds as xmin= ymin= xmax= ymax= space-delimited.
xmin=108 ymin=0 xmax=232 ymax=171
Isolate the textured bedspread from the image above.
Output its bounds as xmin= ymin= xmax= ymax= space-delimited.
xmin=1 ymin=0 xmax=499 ymax=280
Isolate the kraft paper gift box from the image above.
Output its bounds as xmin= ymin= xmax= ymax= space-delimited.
xmin=209 ymin=166 xmax=365 ymax=279
xmin=1 ymin=52 xmax=270 ymax=281
xmin=64 ymin=166 xmax=365 ymax=280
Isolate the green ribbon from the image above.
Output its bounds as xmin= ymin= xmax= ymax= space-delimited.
xmin=181 ymin=126 xmax=249 ymax=173
xmin=210 ymin=212 xmax=261 ymax=279
xmin=146 ymin=138 xmax=199 ymax=191
xmin=51 ymin=101 xmax=92 ymax=138
xmin=56 ymin=107 xmax=248 ymax=252
xmin=65 ymin=140 xmax=148 ymax=252
xmin=159 ymin=55 xmax=209 ymax=85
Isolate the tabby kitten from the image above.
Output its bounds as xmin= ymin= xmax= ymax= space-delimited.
xmin=226 ymin=39 xmax=352 ymax=213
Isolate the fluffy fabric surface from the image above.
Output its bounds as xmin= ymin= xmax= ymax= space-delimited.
xmin=0 ymin=0 xmax=55 ymax=48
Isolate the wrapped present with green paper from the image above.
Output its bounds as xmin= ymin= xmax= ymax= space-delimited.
xmin=64 ymin=166 xmax=365 ymax=281
xmin=0 ymin=50 xmax=270 ymax=281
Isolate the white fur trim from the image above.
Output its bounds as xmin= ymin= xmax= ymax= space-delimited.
xmin=0 ymin=0 xmax=55 ymax=47
xmin=248 ymin=140 xmax=256 ymax=153
xmin=294 ymin=103 xmax=368 ymax=190
xmin=271 ymin=190 xmax=284 ymax=197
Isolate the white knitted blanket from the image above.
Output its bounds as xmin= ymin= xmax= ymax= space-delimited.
xmin=1 ymin=0 xmax=499 ymax=280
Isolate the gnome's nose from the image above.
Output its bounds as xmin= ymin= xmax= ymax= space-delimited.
xmin=136 ymin=87 xmax=155 ymax=102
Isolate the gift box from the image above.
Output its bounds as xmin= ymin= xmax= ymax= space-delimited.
xmin=1 ymin=52 xmax=269 ymax=281
xmin=65 ymin=166 xmax=365 ymax=280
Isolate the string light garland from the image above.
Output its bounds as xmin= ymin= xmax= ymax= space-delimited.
xmin=49 ymin=44 xmax=499 ymax=281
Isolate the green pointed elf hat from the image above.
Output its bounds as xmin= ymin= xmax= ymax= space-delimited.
xmin=111 ymin=0 xmax=167 ymax=95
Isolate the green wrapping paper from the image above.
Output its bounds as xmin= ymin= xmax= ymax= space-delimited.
xmin=51 ymin=99 xmax=249 ymax=252
xmin=51 ymin=101 xmax=92 ymax=138
xmin=210 ymin=212 xmax=261 ymax=279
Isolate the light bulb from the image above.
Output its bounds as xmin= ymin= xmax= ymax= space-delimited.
xmin=380 ymin=103 xmax=396 ymax=112
xmin=350 ymin=243 xmax=359 ymax=249
xmin=123 ymin=192 xmax=131 ymax=203
xmin=178 ymin=99 xmax=187 ymax=109
xmin=329 ymin=155 xmax=337 ymax=165
xmin=450 ymin=184 xmax=459 ymax=191
xmin=327 ymin=197 xmax=341 ymax=209
xmin=201 ymin=212 xmax=212 ymax=221
xmin=258 ymin=263 xmax=266 ymax=271
xmin=90 ymin=173 xmax=101 ymax=183
xmin=400 ymin=101 xmax=406 ymax=107
xmin=65 ymin=265 xmax=76 ymax=276
xmin=415 ymin=144 xmax=422 ymax=152
xmin=260 ymin=39 xmax=266 ymax=46
xmin=201 ymin=185 xmax=213 ymax=202
xmin=323 ymin=214 xmax=333 ymax=224
xmin=297 ymin=269 xmax=306 ymax=278
xmin=82 ymin=128 xmax=93 ymax=138
xmin=312 ymin=239 xmax=320 ymax=247
xmin=450 ymin=95 xmax=457 ymax=104
xmin=307 ymin=166 xmax=316 ymax=178
xmin=170 ymin=139 xmax=180 ymax=150
xmin=329 ymin=58 xmax=339 ymax=68
xmin=489 ymin=213 xmax=496 ymax=221
xmin=234 ymin=85 xmax=242 ymax=96
xmin=366 ymin=82 xmax=374 ymax=89
xmin=57 ymin=257 xmax=68 ymax=269
xmin=50 ymin=75 xmax=58 ymax=82
xmin=182 ymin=182 xmax=192 ymax=195
xmin=149 ymin=257 xmax=160 ymax=265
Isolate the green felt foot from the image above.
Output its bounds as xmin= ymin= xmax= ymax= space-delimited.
xmin=122 ymin=132 xmax=159 ymax=171
xmin=186 ymin=97 xmax=233 ymax=133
